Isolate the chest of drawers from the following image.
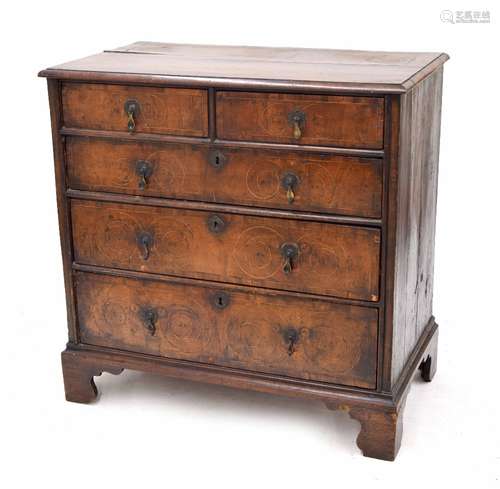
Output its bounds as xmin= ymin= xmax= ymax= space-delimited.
xmin=40 ymin=42 xmax=447 ymax=460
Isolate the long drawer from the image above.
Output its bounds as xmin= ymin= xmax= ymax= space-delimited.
xmin=66 ymin=137 xmax=383 ymax=218
xmin=76 ymin=272 xmax=378 ymax=388
xmin=216 ymin=91 xmax=384 ymax=149
xmin=62 ymin=82 xmax=208 ymax=136
xmin=71 ymin=199 xmax=381 ymax=301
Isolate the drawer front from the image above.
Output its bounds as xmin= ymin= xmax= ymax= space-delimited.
xmin=71 ymin=200 xmax=380 ymax=301
xmin=216 ymin=92 xmax=384 ymax=149
xmin=62 ymin=83 xmax=208 ymax=137
xmin=76 ymin=272 xmax=378 ymax=388
xmin=67 ymin=138 xmax=383 ymax=218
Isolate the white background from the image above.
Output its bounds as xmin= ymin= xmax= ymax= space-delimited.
xmin=1 ymin=0 xmax=499 ymax=487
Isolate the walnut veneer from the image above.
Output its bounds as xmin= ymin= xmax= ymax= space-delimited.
xmin=40 ymin=42 xmax=447 ymax=460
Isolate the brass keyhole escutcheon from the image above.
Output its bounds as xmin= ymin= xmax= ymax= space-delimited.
xmin=208 ymin=150 xmax=227 ymax=169
xmin=211 ymin=291 xmax=230 ymax=310
xmin=207 ymin=214 xmax=226 ymax=234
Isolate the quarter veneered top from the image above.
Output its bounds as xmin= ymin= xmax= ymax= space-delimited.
xmin=39 ymin=41 xmax=448 ymax=93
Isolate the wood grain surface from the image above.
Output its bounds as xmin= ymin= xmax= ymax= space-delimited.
xmin=216 ymin=91 xmax=384 ymax=149
xmin=40 ymin=42 xmax=448 ymax=94
xmin=62 ymin=82 xmax=208 ymax=136
xmin=40 ymin=42 xmax=447 ymax=461
xmin=66 ymin=137 xmax=383 ymax=218
xmin=71 ymin=199 xmax=381 ymax=301
xmin=388 ymin=68 xmax=443 ymax=384
xmin=76 ymin=272 xmax=378 ymax=388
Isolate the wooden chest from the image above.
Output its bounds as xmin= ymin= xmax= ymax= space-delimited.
xmin=40 ymin=42 xmax=447 ymax=460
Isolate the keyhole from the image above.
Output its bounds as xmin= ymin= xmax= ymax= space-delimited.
xmin=207 ymin=215 xmax=225 ymax=234
xmin=209 ymin=151 xmax=226 ymax=169
xmin=213 ymin=291 xmax=229 ymax=309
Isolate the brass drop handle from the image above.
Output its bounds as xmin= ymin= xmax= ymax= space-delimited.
xmin=137 ymin=231 xmax=153 ymax=260
xmin=124 ymin=99 xmax=140 ymax=133
xmin=293 ymin=121 xmax=301 ymax=139
xmin=284 ymin=328 xmax=299 ymax=356
xmin=281 ymin=172 xmax=299 ymax=204
xmin=140 ymin=307 xmax=158 ymax=336
xmin=288 ymin=110 xmax=306 ymax=140
xmin=136 ymin=160 xmax=153 ymax=190
xmin=281 ymin=243 xmax=299 ymax=274
xmin=127 ymin=112 xmax=135 ymax=132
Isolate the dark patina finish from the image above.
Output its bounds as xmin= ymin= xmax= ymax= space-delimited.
xmin=40 ymin=42 xmax=447 ymax=461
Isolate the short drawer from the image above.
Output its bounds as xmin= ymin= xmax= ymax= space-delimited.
xmin=76 ymin=272 xmax=378 ymax=388
xmin=66 ymin=138 xmax=383 ymax=218
xmin=216 ymin=91 xmax=384 ymax=149
xmin=71 ymin=200 xmax=380 ymax=301
xmin=62 ymin=83 xmax=208 ymax=137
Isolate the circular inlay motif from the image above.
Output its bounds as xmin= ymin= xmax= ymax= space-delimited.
xmin=146 ymin=150 xmax=186 ymax=190
xmin=153 ymin=218 xmax=194 ymax=260
xmin=246 ymin=162 xmax=281 ymax=200
xmin=163 ymin=306 xmax=202 ymax=355
xmin=231 ymin=226 xmax=284 ymax=280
